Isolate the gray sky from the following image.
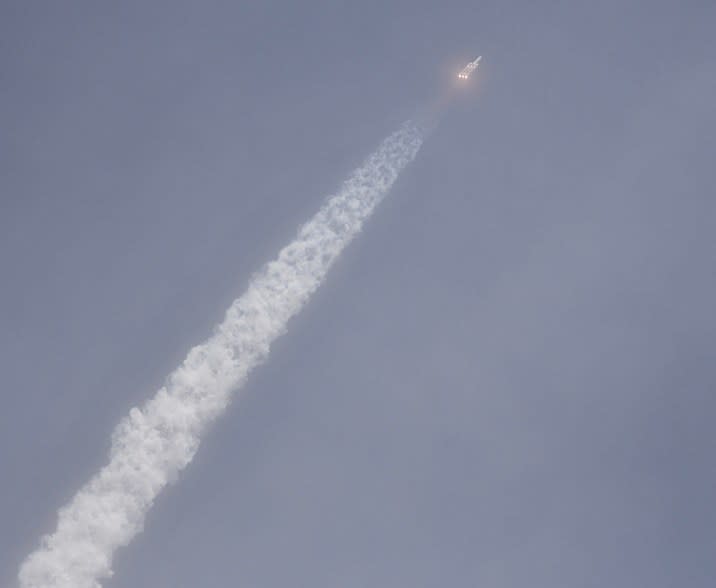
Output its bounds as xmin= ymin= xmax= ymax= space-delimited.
xmin=2 ymin=1 xmax=715 ymax=586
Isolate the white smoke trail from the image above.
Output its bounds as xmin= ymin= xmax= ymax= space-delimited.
xmin=18 ymin=121 xmax=424 ymax=588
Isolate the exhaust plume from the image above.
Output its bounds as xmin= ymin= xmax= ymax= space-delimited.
xmin=19 ymin=121 xmax=424 ymax=588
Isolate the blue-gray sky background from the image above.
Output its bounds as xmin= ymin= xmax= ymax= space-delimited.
xmin=2 ymin=1 xmax=715 ymax=586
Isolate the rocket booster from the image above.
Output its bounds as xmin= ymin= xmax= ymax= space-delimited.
xmin=458 ymin=56 xmax=482 ymax=80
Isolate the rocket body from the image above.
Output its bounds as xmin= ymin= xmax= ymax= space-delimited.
xmin=458 ymin=56 xmax=482 ymax=80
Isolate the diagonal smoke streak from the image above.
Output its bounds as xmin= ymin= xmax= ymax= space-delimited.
xmin=19 ymin=121 xmax=424 ymax=588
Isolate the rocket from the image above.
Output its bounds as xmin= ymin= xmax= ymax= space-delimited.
xmin=458 ymin=56 xmax=482 ymax=80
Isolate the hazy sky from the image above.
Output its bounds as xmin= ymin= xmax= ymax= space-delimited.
xmin=2 ymin=1 xmax=715 ymax=586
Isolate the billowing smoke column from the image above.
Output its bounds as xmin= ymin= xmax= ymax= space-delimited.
xmin=19 ymin=121 xmax=424 ymax=588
